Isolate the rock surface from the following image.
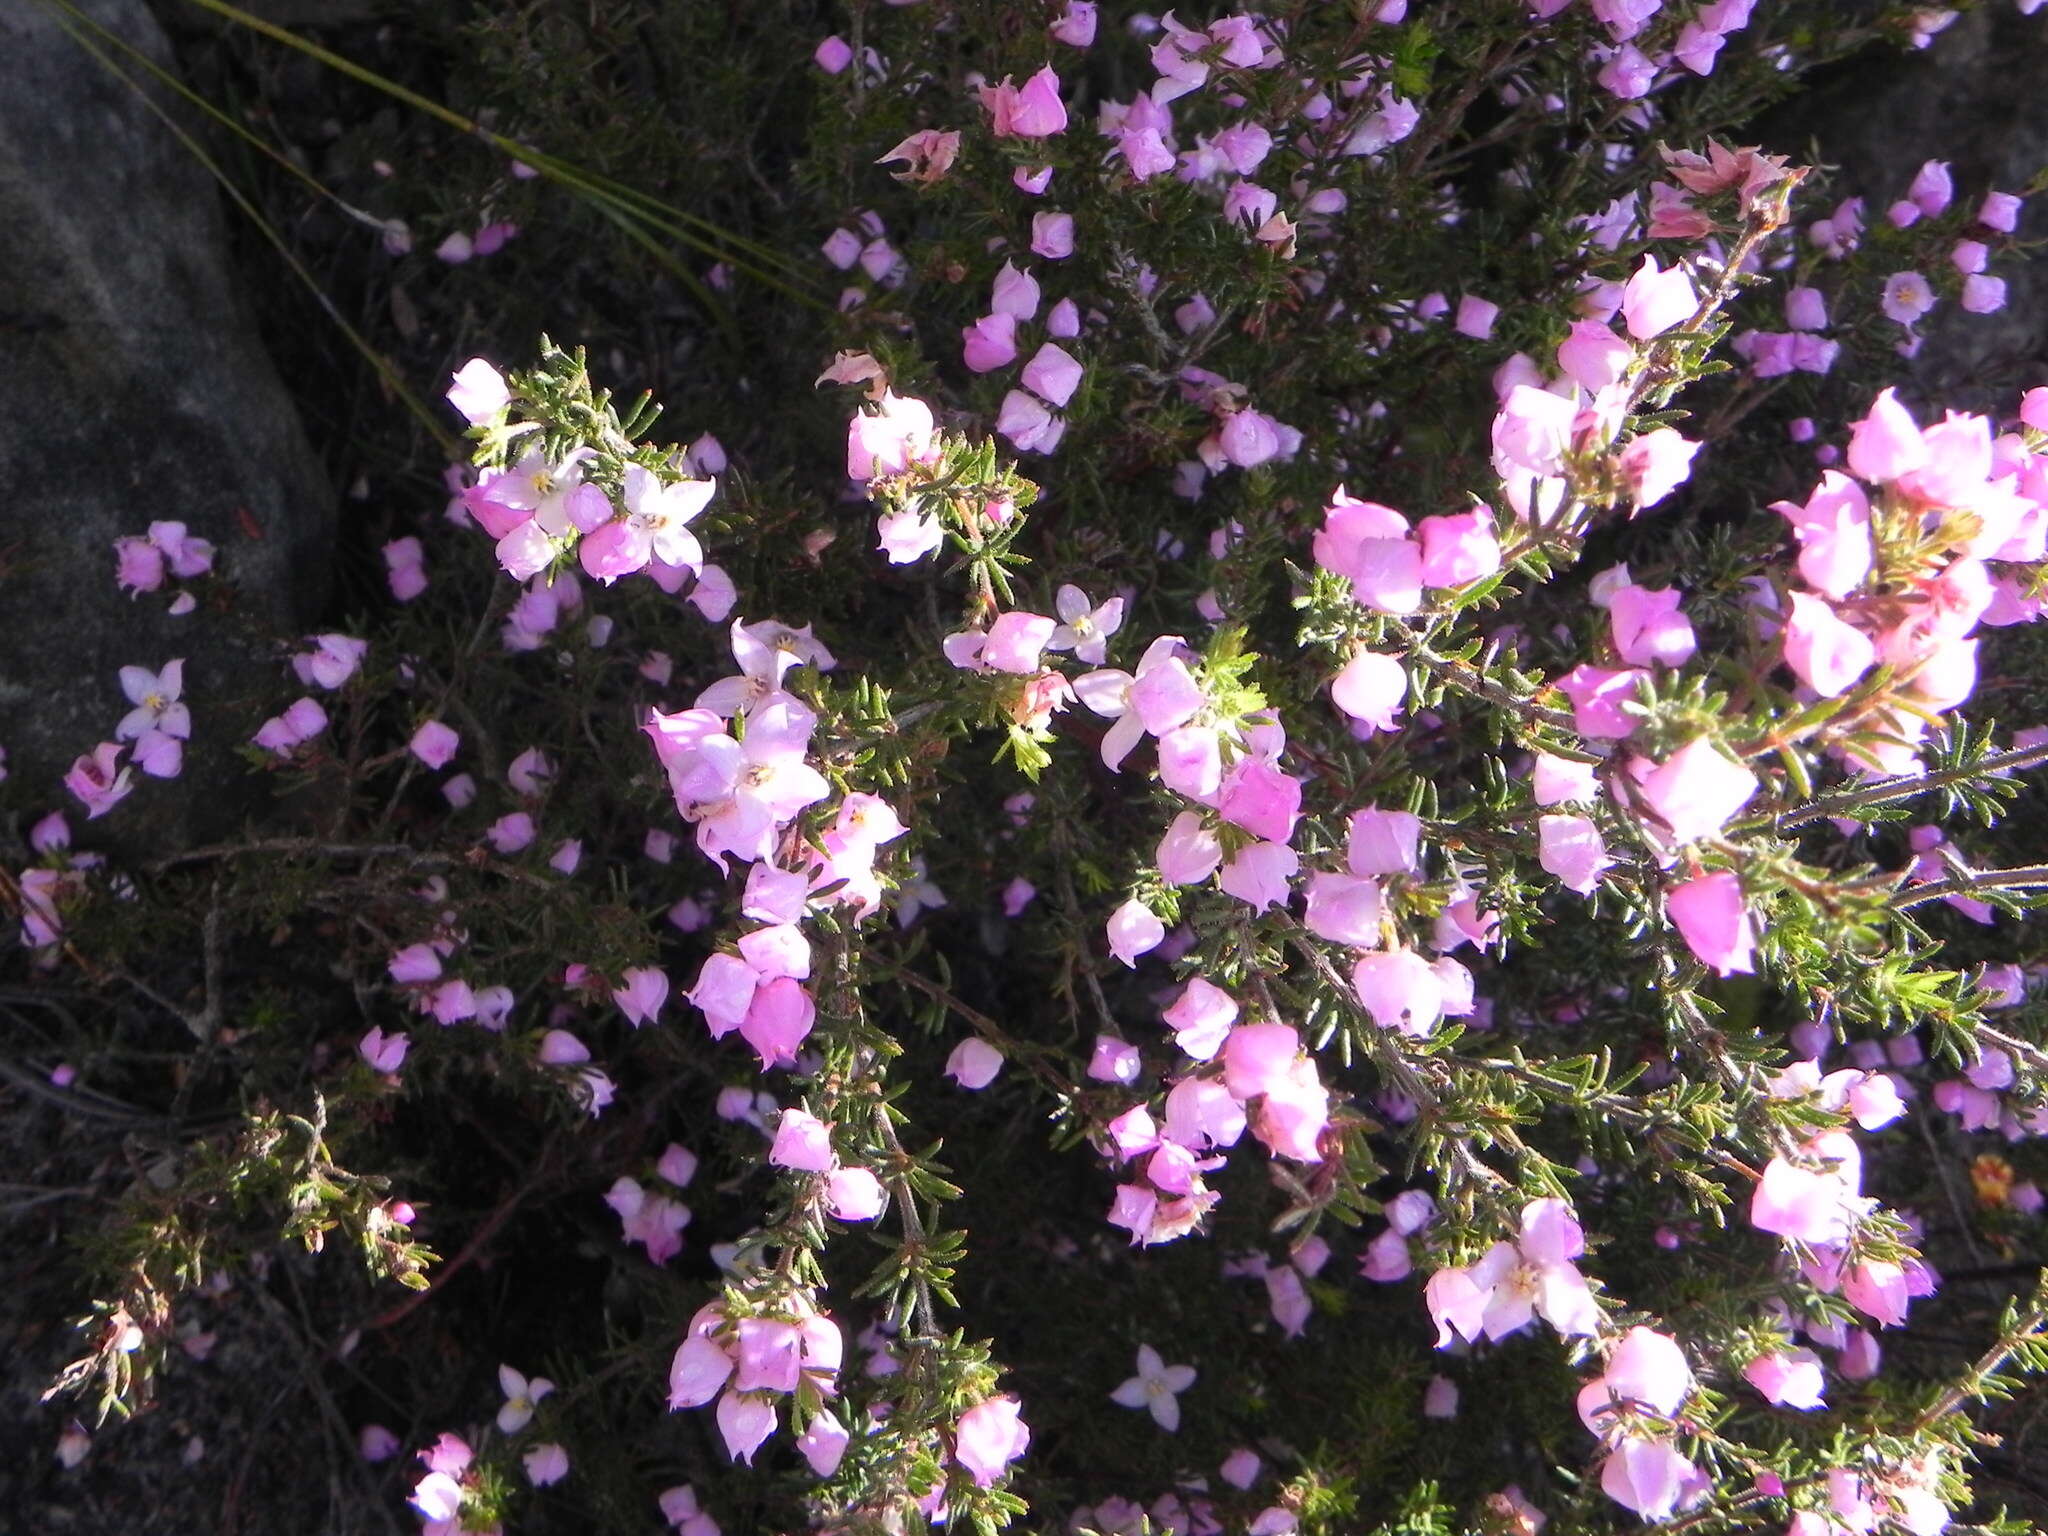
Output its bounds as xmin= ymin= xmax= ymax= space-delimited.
xmin=1761 ymin=7 xmax=2048 ymax=410
xmin=0 ymin=0 xmax=334 ymax=855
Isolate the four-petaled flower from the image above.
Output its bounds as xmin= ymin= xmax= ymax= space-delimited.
xmin=1111 ymin=1344 xmax=1197 ymax=1431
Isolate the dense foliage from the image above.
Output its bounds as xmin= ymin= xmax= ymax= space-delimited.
xmin=11 ymin=1 xmax=2048 ymax=1534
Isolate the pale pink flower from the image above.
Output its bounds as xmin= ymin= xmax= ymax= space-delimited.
xmin=116 ymin=660 xmax=189 ymax=742
xmin=1608 ymin=585 xmax=1696 ymax=667
xmin=1051 ymin=1 xmax=1097 ymax=45
xmin=64 ymin=742 xmax=133 ymax=819
xmin=877 ymin=129 xmax=961 ymax=185
xmin=1634 ymin=738 xmax=1756 ymax=845
xmin=523 ymin=1443 xmax=569 ymax=1486
xmin=1111 ymin=1344 xmax=1197 ymax=1431
xmin=1617 ymin=428 xmax=1701 ymax=510
xmin=945 ymin=1038 xmax=1006 ymax=1089
xmin=962 ymin=312 xmax=1019 ymax=373
xmin=1599 ymin=1437 xmax=1702 ymax=1519
xmin=1539 ymin=815 xmax=1611 ymax=894
xmin=1621 ymin=255 xmax=1696 ymax=339
xmin=825 ymin=1167 xmax=888 ymax=1221
xmin=1772 ymin=472 xmax=1874 ymax=597
xmin=1416 ymin=509 xmax=1502 ymax=588
xmin=954 ymin=1396 xmax=1030 ymax=1486
xmin=1880 ymin=271 xmax=1936 ymax=326
xmin=1744 ymin=1348 xmax=1827 ymax=1408
xmin=1426 ymin=1198 xmax=1602 ymax=1345
xmin=1846 ymin=389 xmax=1928 ymax=483
xmin=1784 ymin=592 xmax=1875 ymax=696
xmin=497 ymin=1364 xmax=556 ymax=1433
xmin=847 ymin=391 xmax=938 ymax=483
xmin=446 ymin=358 xmax=510 ymax=424
xmin=408 ymin=719 xmax=460 ymax=769
xmin=1352 ymin=949 xmax=1444 ymax=1036
xmin=1046 ymin=585 xmax=1124 ymax=665
xmin=1021 ymin=343 xmax=1083 ymax=406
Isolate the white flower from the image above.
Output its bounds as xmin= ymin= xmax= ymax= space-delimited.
xmin=1047 ymin=584 xmax=1127 ymax=666
xmin=496 ymin=1363 xmax=556 ymax=1433
xmin=116 ymin=660 xmax=189 ymax=742
xmin=1110 ymin=1343 xmax=1197 ymax=1431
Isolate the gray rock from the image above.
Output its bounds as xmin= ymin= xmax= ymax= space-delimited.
xmin=1761 ymin=7 xmax=2048 ymax=409
xmin=0 ymin=0 xmax=335 ymax=855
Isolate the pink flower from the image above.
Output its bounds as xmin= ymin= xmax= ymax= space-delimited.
xmin=1621 ymin=256 xmax=1696 ymax=339
xmin=1539 ymin=815 xmax=1610 ymax=894
xmin=1156 ymin=811 xmax=1224 ymax=885
xmin=1416 ymin=510 xmax=1502 ymax=588
xmin=770 ymin=1108 xmax=837 ymax=1172
xmin=1492 ymin=384 xmax=1580 ymax=480
xmin=715 ymin=1391 xmax=777 ymax=1464
xmin=1599 ymin=1437 xmax=1702 ymax=1520
xmin=1744 ymin=1348 xmax=1827 ymax=1409
xmin=1030 ymin=211 xmax=1076 ymax=259
xmin=825 ymin=1167 xmax=887 ymax=1222
xmin=1217 ymin=756 xmax=1301 ymax=842
xmin=1427 ymin=1198 xmax=1601 ymax=1345
xmin=1751 ymin=1132 xmax=1862 ymax=1243
xmin=523 ymin=1443 xmax=569 ymax=1487
xmin=1021 ymin=343 xmax=1083 ymax=407
xmin=1784 ymin=592 xmax=1875 ymax=696
xmin=446 ymin=358 xmax=510 ymax=424
xmin=1331 ymin=651 xmax=1406 ymax=731
xmin=1608 ymin=585 xmax=1696 ymax=667
xmin=65 ymin=743 xmax=133 ymax=819
xmin=1881 ymin=271 xmax=1937 ymax=325
xmin=1617 ymin=428 xmax=1701 ymax=510
xmin=992 ymin=65 xmax=1068 ymax=136
xmin=410 ymin=1470 xmax=465 ymax=1524
xmin=1303 ymin=871 xmax=1386 ymax=946
xmin=383 ymin=537 xmax=428 ymax=600
xmin=983 ymin=611 xmax=1058 ymax=674
xmin=1347 ymin=805 xmax=1421 ymax=875
xmin=1050 ymin=0 xmax=1097 ymax=45
xmin=847 ymin=391 xmax=938 ymax=483
xmin=1165 ymin=978 xmax=1239 ymax=1060
xmin=1454 ymin=294 xmax=1499 ymax=339
xmin=114 ymin=536 xmax=166 ymax=595
xmin=1666 ymin=870 xmax=1755 ymax=975
xmin=813 ymin=34 xmax=853 ymax=72
xmin=1557 ymin=320 xmax=1633 ymax=391
xmin=1634 ymin=738 xmax=1757 ymax=845
xmin=996 ymin=389 xmax=1064 ymax=453
xmin=1352 ymin=949 xmax=1444 ymax=1036
xmin=1846 ymin=389 xmax=1928 ymax=482
xmin=498 ymin=1363 xmax=557 ymax=1433
xmin=1110 ymin=1345 xmax=1197 ymax=1431
xmin=796 ymin=1410 xmax=850 ymax=1477
xmin=613 ymin=966 xmax=670 ymax=1027
xmin=1773 ymin=472 xmax=1874 ymax=597
xmin=877 ymin=128 xmax=961 ymax=185
xmin=954 ymin=1397 xmax=1031 ymax=1488
xmin=409 ymin=720 xmax=461 ymax=769
xmin=116 ymin=660 xmax=189 ymax=742
xmin=1980 ymin=190 xmax=2022 ymax=232
xmin=359 ymin=1026 xmax=408 ymax=1073
xmin=1557 ymin=665 xmax=1647 ymax=739
xmin=962 ymin=312 xmax=1019 ymax=373
xmin=1578 ymin=1327 xmax=1693 ymax=1429
xmin=945 ymin=1038 xmax=1006 ymax=1089
xmin=1219 ymin=840 xmax=1298 ymax=910
xmin=293 ymin=633 xmax=369 ymax=691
